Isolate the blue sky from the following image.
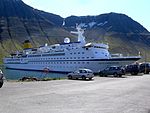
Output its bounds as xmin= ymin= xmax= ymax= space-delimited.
xmin=22 ymin=0 xmax=150 ymax=31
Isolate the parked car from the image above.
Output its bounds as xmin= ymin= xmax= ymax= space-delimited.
xmin=0 ymin=69 xmax=4 ymax=88
xmin=139 ymin=62 xmax=150 ymax=74
xmin=125 ymin=64 xmax=139 ymax=75
xmin=67 ymin=68 xmax=94 ymax=80
xmin=99 ymin=66 xmax=125 ymax=77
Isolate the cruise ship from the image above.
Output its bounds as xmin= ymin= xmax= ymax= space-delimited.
xmin=3 ymin=27 xmax=141 ymax=73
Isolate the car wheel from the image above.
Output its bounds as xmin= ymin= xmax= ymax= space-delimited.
xmin=75 ymin=77 xmax=78 ymax=80
xmin=82 ymin=76 xmax=86 ymax=80
xmin=134 ymin=72 xmax=138 ymax=75
xmin=99 ymin=72 xmax=105 ymax=77
xmin=89 ymin=77 xmax=92 ymax=80
xmin=0 ymin=81 xmax=3 ymax=88
xmin=113 ymin=73 xmax=118 ymax=77
xmin=146 ymin=71 xmax=149 ymax=74
xmin=104 ymin=74 xmax=108 ymax=77
xmin=68 ymin=75 xmax=72 ymax=79
xmin=119 ymin=75 xmax=122 ymax=77
xmin=131 ymin=72 xmax=138 ymax=75
xmin=99 ymin=72 xmax=102 ymax=77
xmin=131 ymin=72 xmax=134 ymax=75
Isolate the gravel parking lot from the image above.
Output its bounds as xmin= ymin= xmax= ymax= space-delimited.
xmin=0 ymin=75 xmax=150 ymax=113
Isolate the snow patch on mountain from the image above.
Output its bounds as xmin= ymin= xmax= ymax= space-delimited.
xmin=98 ymin=21 xmax=108 ymax=26
xmin=78 ymin=22 xmax=97 ymax=28
xmin=79 ymin=23 xmax=88 ymax=28
xmin=88 ymin=22 xmax=97 ymax=28
xmin=77 ymin=21 xmax=108 ymax=28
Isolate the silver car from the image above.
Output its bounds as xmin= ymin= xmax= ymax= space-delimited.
xmin=67 ymin=69 xmax=94 ymax=80
xmin=0 ymin=70 xmax=4 ymax=88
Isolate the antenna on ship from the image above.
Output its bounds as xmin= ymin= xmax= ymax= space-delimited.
xmin=71 ymin=24 xmax=86 ymax=45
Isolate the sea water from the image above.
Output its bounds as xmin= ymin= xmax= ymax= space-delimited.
xmin=0 ymin=65 xmax=67 ymax=80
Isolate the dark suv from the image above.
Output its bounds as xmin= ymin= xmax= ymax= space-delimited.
xmin=99 ymin=66 xmax=125 ymax=77
xmin=0 ymin=69 xmax=4 ymax=88
xmin=139 ymin=62 xmax=150 ymax=74
xmin=125 ymin=64 xmax=139 ymax=75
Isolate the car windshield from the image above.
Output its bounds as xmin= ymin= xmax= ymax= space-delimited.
xmin=74 ymin=71 xmax=79 ymax=73
xmin=147 ymin=63 xmax=150 ymax=66
xmin=78 ymin=69 xmax=93 ymax=73
xmin=105 ymin=67 xmax=110 ymax=70
xmin=87 ymin=71 xmax=92 ymax=73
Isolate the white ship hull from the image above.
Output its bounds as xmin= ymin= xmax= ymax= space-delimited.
xmin=4 ymin=57 xmax=140 ymax=73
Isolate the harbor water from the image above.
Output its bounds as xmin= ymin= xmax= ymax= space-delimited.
xmin=0 ymin=65 xmax=67 ymax=80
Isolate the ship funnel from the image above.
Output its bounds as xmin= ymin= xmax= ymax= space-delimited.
xmin=23 ymin=40 xmax=32 ymax=49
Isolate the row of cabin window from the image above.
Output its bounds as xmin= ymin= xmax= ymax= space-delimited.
xmin=7 ymin=59 xmax=20 ymax=61
xmin=44 ymin=66 xmax=86 ymax=69
xmin=70 ymin=51 xmax=100 ymax=55
xmin=70 ymin=52 xmax=85 ymax=55
xmin=28 ymin=53 xmax=65 ymax=57
xmin=7 ymin=57 xmax=94 ymax=62
xmin=27 ymin=52 xmax=85 ymax=57
xmin=28 ymin=51 xmax=98 ymax=58
xmin=28 ymin=57 xmax=94 ymax=61
xmin=44 ymin=66 xmax=86 ymax=70
xmin=30 ymin=61 xmax=90 ymax=64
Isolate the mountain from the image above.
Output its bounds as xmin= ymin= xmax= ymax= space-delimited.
xmin=63 ymin=13 xmax=150 ymax=60
xmin=0 ymin=0 xmax=150 ymax=63
xmin=64 ymin=13 xmax=148 ymax=33
xmin=0 ymin=0 xmax=71 ymax=63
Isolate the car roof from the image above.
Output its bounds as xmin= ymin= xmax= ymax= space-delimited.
xmin=108 ymin=66 xmax=120 ymax=68
xmin=78 ymin=68 xmax=92 ymax=71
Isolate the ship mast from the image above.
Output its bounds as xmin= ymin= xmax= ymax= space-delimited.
xmin=71 ymin=26 xmax=86 ymax=45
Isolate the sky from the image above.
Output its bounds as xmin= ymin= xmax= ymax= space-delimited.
xmin=22 ymin=0 xmax=150 ymax=31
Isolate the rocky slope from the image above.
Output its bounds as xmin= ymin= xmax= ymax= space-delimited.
xmin=0 ymin=0 xmax=71 ymax=62
xmin=64 ymin=13 xmax=148 ymax=33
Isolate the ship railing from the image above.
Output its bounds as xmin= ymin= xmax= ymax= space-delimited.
xmin=111 ymin=56 xmax=141 ymax=58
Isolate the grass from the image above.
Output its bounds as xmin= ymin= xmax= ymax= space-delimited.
xmin=17 ymin=76 xmax=66 ymax=82
xmin=41 ymin=77 xmax=66 ymax=81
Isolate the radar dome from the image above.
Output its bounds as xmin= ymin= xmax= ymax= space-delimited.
xmin=64 ymin=37 xmax=70 ymax=43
